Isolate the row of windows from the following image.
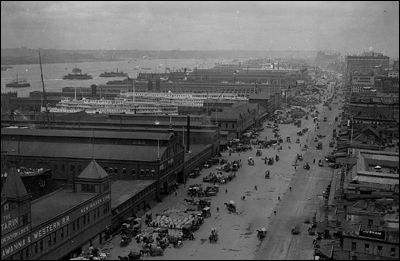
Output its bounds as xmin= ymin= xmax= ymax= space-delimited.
xmin=103 ymin=167 xmax=156 ymax=176
xmin=7 ymin=202 xmax=110 ymax=260
xmin=351 ymin=242 xmax=396 ymax=257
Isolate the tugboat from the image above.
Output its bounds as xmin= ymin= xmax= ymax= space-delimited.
xmin=99 ymin=68 xmax=127 ymax=77
xmin=5 ymin=74 xmax=31 ymax=88
xmin=63 ymin=66 xmax=93 ymax=80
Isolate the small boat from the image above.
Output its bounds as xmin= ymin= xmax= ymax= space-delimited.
xmin=5 ymin=74 xmax=31 ymax=88
xmin=1 ymin=66 xmax=13 ymax=71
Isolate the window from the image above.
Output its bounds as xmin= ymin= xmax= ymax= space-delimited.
xmin=61 ymin=228 xmax=64 ymax=239
xmin=39 ymin=239 xmax=43 ymax=251
xmin=70 ymin=165 xmax=75 ymax=171
xmin=78 ymin=165 xmax=82 ymax=172
xmin=48 ymin=235 xmax=51 ymax=246
xmin=61 ymin=164 xmax=65 ymax=171
xmin=151 ymin=170 xmax=155 ymax=176
xmin=390 ymin=248 xmax=395 ymax=257
xmin=114 ymin=168 xmax=118 ymax=174
xmin=377 ymin=246 xmax=382 ymax=255
xmin=25 ymin=247 xmax=29 ymax=259
xmin=351 ymin=242 xmax=357 ymax=251
xmin=108 ymin=168 xmax=113 ymax=174
xmin=34 ymin=243 xmax=38 ymax=254
xmin=140 ymin=169 xmax=145 ymax=176
xmin=54 ymin=164 xmax=58 ymax=170
xmin=368 ymin=219 xmax=373 ymax=227
xmin=131 ymin=169 xmax=136 ymax=175
xmin=122 ymin=168 xmax=126 ymax=175
xmin=380 ymin=220 xmax=385 ymax=226
xmin=365 ymin=243 xmax=370 ymax=253
xmin=145 ymin=169 xmax=150 ymax=176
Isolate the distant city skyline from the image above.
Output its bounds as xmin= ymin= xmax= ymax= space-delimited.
xmin=1 ymin=1 xmax=399 ymax=59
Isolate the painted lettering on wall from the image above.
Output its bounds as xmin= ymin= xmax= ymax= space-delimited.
xmin=1 ymin=215 xmax=18 ymax=233
xmin=1 ymin=215 xmax=70 ymax=258
xmin=1 ymin=235 xmax=31 ymax=258
xmin=80 ymin=193 xmax=111 ymax=214
xmin=1 ymin=225 xmax=30 ymax=246
xmin=32 ymin=215 xmax=70 ymax=241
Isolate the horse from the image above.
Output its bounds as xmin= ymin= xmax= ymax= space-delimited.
xmin=139 ymin=249 xmax=150 ymax=257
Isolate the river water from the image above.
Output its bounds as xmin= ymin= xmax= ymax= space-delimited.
xmin=1 ymin=58 xmax=228 ymax=97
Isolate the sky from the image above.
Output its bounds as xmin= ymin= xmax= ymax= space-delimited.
xmin=1 ymin=1 xmax=399 ymax=58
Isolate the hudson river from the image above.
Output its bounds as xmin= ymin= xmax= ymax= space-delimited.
xmin=1 ymin=58 xmax=229 ymax=97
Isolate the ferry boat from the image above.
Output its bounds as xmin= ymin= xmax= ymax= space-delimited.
xmin=99 ymin=68 xmax=127 ymax=77
xmin=43 ymin=97 xmax=178 ymax=115
xmin=119 ymin=90 xmax=248 ymax=107
xmin=5 ymin=74 xmax=31 ymax=88
xmin=63 ymin=67 xmax=93 ymax=80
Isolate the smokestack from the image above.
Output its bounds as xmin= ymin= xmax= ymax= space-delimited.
xmin=186 ymin=115 xmax=190 ymax=153
xmin=91 ymin=84 xmax=97 ymax=96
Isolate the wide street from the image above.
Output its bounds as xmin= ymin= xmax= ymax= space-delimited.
xmin=103 ymin=90 xmax=340 ymax=260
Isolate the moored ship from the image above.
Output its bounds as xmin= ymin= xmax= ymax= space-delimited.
xmin=63 ymin=67 xmax=93 ymax=80
xmin=43 ymin=97 xmax=178 ymax=115
xmin=5 ymin=74 xmax=31 ymax=88
xmin=119 ymin=90 xmax=248 ymax=107
xmin=99 ymin=68 xmax=127 ymax=77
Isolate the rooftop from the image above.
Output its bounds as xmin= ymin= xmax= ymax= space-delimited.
xmin=1 ymin=128 xmax=173 ymax=141
xmin=110 ymin=180 xmax=155 ymax=209
xmin=31 ymin=189 xmax=95 ymax=228
xmin=78 ymin=159 xmax=109 ymax=180
xmin=3 ymin=141 xmax=166 ymax=162
xmin=1 ymin=166 xmax=28 ymax=200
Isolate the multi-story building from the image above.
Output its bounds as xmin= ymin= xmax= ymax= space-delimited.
xmin=1 ymin=128 xmax=185 ymax=198
xmin=1 ymin=162 xmax=112 ymax=260
xmin=346 ymin=51 xmax=390 ymax=79
xmin=341 ymin=231 xmax=399 ymax=260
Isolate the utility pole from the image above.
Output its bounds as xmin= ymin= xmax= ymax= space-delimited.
xmin=39 ymin=50 xmax=50 ymax=129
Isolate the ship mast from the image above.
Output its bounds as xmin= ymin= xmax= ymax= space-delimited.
xmin=39 ymin=50 xmax=50 ymax=129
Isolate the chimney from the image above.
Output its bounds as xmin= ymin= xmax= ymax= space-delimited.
xmin=186 ymin=115 xmax=190 ymax=153
xmin=91 ymin=84 xmax=97 ymax=96
xmin=156 ymin=79 xmax=161 ymax=92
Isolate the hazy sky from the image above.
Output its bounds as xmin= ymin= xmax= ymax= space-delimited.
xmin=1 ymin=1 xmax=399 ymax=58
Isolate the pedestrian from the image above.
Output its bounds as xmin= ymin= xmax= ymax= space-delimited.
xmin=278 ymin=196 xmax=281 ymax=201
xmin=175 ymin=191 xmax=177 ymax=197
xmin=243 ymin=196 xmax=245 ymax=200
xmin=217 ymin=207 xmax=219 ymax=212
xmin=225 ymin=189 xmax=228 ymax=194
xmin=264 ymin=158 xmax=267 ymax=164
xmin=239 ymin=159 xmax=241 ymax=163
xmin=255 ymin=185 xmax=258 ymax=190
xmin=274 ymin=211 xmax=276 ymax=215
xmin=289 ymin=187 xmax=292 ymax=191
xmin=295 ymin=166 xmax=297 ymax=170
xmin=229 ymin=151 xmax=231 ymax=156
xmin=313 ymin=159 xmax=316 ymax=164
